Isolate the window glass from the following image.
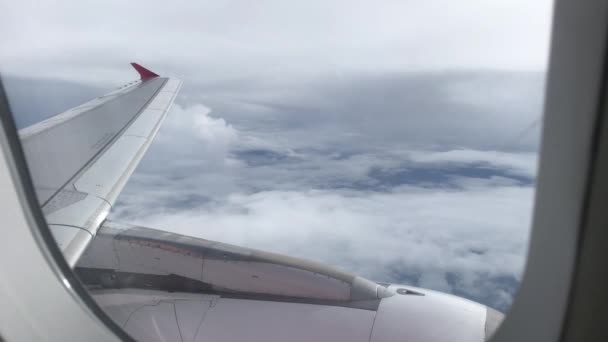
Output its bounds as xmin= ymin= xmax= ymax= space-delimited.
xmin=1 ymin=1 xmax=553 ymax=340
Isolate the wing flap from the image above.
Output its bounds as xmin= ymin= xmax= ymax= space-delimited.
xmin=78 ymin=221 xmax=392 ymax=305
xmin=49 ymin=225 xmax=93 ymax=265
xmin=45 ymin=196 xmax=110 ymax=231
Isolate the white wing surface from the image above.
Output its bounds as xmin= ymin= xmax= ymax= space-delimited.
xmin=19 ymin=63 xmax=182 ymax=266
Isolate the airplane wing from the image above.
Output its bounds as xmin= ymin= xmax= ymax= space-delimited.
xmin=17 ymin=64 xmax=501 ymax=341
xmin=19 ymin=63 xmax=182 ymax=266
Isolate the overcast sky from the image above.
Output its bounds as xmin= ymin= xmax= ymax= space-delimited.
xmin=2 ymin=0 xmax=553 ymax=311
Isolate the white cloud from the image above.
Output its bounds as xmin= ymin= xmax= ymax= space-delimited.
xmin=1 ymin=0 xmax=553 ymax=84
xmin=116 ymin=183 xmax=533 ymax=275
xmin=113 ymin=178 xmax=533 ymax=310
xmin=108 ymin=103 xmax=537 ymax=311
xmin=184 ymin=71 xmax=545 ymax=152
xmin=161 ymin=104 xmax=238 ymax=158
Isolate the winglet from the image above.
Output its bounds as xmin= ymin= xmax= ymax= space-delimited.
xmin=130 ymin=62 xmax=159 ymax=81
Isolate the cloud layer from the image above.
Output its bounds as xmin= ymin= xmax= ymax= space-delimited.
xmin=111 ymin=103 xmax=537 ymax=311
xmin=1 ymin=0 xmax=552 ymax=84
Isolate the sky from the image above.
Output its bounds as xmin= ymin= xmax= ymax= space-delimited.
xmin=1 ymin=0 xmax=553 ymax=312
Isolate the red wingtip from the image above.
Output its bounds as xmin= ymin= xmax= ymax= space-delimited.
xmin=130 ymin=62 xmax=159 ymax=80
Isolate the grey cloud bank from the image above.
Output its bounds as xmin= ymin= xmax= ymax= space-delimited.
xmin=185 ymin=71 xmax=545 ymax=152
xmin=1 ymin=1 xmax=552 ymax=83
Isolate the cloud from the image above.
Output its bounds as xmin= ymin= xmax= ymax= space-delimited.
xmin=408 ymin=149 xmax=538 ymax=179
xmin=182 ymin=71 xmax=545 ymax=152
xmin=1 ymin=0 xmax=552 ymax=84
xmin=113 ymin=169 xmax=533 ymax=312
xmin=108 ymin=102 xmax=537 ymax=311
xmin=159 ymin=104 xmax=238 ymax=159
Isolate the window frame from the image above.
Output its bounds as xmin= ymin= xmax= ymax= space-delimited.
xmin=0 ymin=0 xmax=607 ymax=340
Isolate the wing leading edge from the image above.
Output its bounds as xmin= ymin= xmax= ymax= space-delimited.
xmin=19 ymin=63 xmax=182 ymax=266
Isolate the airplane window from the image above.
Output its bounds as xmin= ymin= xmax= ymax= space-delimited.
xmin=0 ymin=1 xmax=553 ymax=341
